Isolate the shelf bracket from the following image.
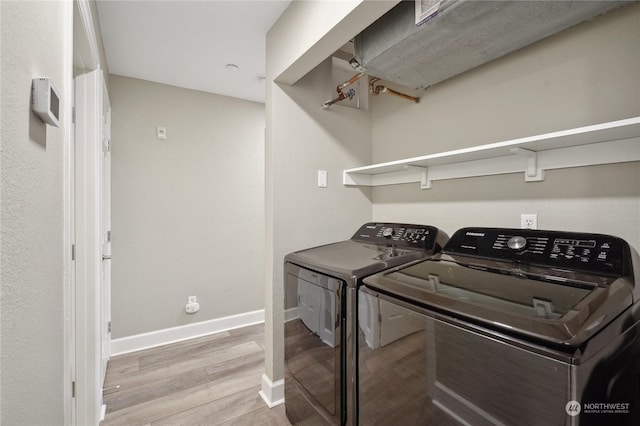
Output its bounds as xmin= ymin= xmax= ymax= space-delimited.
xmin=511 ymin=147 xmax=544 ymax=182
xmin=404 ymin=165 xmax=431 ymax=189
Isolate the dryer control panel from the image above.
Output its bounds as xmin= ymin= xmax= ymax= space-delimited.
xmin=445 ymin=227 xmax=631 ymax=276
xmin=351 ymin=222 xmax=446 ymax=252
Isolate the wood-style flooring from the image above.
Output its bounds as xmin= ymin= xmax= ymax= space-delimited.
xmin=101 ymin=323 xmax=291 ymax=426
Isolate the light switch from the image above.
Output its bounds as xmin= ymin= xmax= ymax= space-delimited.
xmin=318 ymin=170 xmax=328 ymax=188
xmin=157 ymin=126 xmax=167 ymax=140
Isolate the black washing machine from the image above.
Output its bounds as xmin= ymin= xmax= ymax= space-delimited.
xmin=284 ymin=222 xmax=448 ymax=425
xmin=359 ymin=227 xmax=640 ymax=426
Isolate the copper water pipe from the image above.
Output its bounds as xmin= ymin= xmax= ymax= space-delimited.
xmin=337 ymin=72 xmax=366 ymax=92
xmin=321 ymin=72 xmax=366 ymax=109
xmin=369 ymin=77 xmax=420 ymax=103
xmin=321 ymin=91 xmax=350 ymax=109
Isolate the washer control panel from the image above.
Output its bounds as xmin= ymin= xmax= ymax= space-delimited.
xmin=445 ymin=227 xmax=630 ymax=276
xmin=352 ymin=222 xmax=444 ymax=251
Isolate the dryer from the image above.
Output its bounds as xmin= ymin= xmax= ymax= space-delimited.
xmin=359 ymin=227 xmax=640 ymax=425
xmin=284 ymin=222 xmax=448 ymax=425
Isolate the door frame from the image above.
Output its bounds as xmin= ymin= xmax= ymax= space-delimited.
xmin=63 ymin=0 xmax=75 ymax=424
xmin=75 ymin=67 xmax=109 ymax=426
xmin=100 ymin=77 xmax=112 ymax=386
xmin=69 ymin=1 xmax=108 ymax=425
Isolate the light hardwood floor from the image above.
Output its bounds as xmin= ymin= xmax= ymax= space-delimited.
xmin=102 ymin=323 xmax=291 ymax=426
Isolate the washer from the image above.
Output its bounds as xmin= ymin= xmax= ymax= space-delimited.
xmin=284 ymin=222 xmax=448 ymax=425
xmin=359 ymin=227 xmax=640 ymax=426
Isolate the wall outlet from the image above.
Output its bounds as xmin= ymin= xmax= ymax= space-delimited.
xmin=521 ymin=213 xmax=538 ymax=230
xmin=185 ymin=302 xmax=200 ymax=314
xmin=186 ymin=296 xmax=199 ymax=314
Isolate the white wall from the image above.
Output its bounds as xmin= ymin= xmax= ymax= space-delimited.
xmin=0 ymin=1 xmax=70 ymax=424
xmin=264 ymin=1 xmax=379 ymax=387
xmin=268 ymin=0 xmax=398 ymax=85
xmin=265 ymin=57 xmax=373 ymax=382
xmin=272 ymin=58 xmax=373 ymax=300
xmin=371 ymin=3 xmax=640 ymax=250
xmin=109 ymin=75 xmax=265 ymax=338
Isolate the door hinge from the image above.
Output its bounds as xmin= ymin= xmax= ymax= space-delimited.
xmin=107 ymin=230 xmax=112 ymax=242
xmin=72 ymin=106 xmax=76 ymax=124
xmin=72 ymin=380 xmax=76 ymax=398
xmin=103 ymin=138 xmax=111 ymax=152
xmin=108 ymin=321 xmax=112 ymax=333
xmin=71 ymin=244 xmax=76 ymax=261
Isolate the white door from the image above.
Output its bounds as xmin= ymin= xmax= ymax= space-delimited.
xmin=100 ymin=78 xmax=112 ymax=383
xmin=75 ymin=68 xmax=111 ymax=425
xmin=69 ymin=82 xmax=77 ymax=426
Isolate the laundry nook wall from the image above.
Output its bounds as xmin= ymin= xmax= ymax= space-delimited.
xmin=369 ymin=3 xmax=640 ymax=250
xmin=109 ymin=75 xmax=265 ymax=339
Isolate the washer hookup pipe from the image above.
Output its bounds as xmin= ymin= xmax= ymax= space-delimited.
xmin=321 ymin=72 xmax=366 ymax=109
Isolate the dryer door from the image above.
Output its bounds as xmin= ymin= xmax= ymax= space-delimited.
xmin=285 ymin=263 xmax=345 ymax=424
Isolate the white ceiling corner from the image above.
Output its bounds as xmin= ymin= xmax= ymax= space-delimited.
xmin=96 ymin=0 xmax=291 ymax=103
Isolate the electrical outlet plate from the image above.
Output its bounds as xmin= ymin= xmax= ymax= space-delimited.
xmin=521 ymin=213 xmax=538 ymax=230
xmin=185 ymin=302 xmax=200 ymax=314
xmin=186 ymin=296 xmax=199 ymax=314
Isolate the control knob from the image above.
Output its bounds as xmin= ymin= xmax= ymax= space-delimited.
xmin=382 ymin=227 xmax=394 ymax=238
xmin=507 ymin=236 xmax=527 ymax=251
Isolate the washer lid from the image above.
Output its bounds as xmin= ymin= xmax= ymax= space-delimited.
xmin=285 ymin=223 xmax=448 ymax=283
xmin=363 ymin=227 xmax=640 ymax=348
xmin=364 ymin=257 xmax=633 ymax=348
xmin=286 ymin=240 xmax=427 ymax=281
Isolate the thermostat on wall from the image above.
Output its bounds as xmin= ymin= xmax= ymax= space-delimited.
xmin=32 ymin=77 xmax=61 ymax=127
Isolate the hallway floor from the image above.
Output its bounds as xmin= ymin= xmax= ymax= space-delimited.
xmin=101 ymin=323 xmax=290 ymax=425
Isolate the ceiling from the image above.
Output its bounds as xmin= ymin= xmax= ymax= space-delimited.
xmin=96 ymin=0 xmax=291 ymax=103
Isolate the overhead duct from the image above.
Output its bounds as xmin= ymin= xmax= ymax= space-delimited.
xmin=353 ymin=0 xmax=630 ymax=91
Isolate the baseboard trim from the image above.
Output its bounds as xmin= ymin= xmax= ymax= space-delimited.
xmin=284 ymin=306 xmax=299 ymax=322
xmin=110 ymin=309 xmax=265 ymax=356
xmin=99 ymin=403 xmax=107 ymax=422
xmin=259 ymin=373 xmax=285 ymax=408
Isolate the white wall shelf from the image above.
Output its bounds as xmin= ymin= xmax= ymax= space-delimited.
xmin=343 ymin=117 xmax=640 ymax=189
